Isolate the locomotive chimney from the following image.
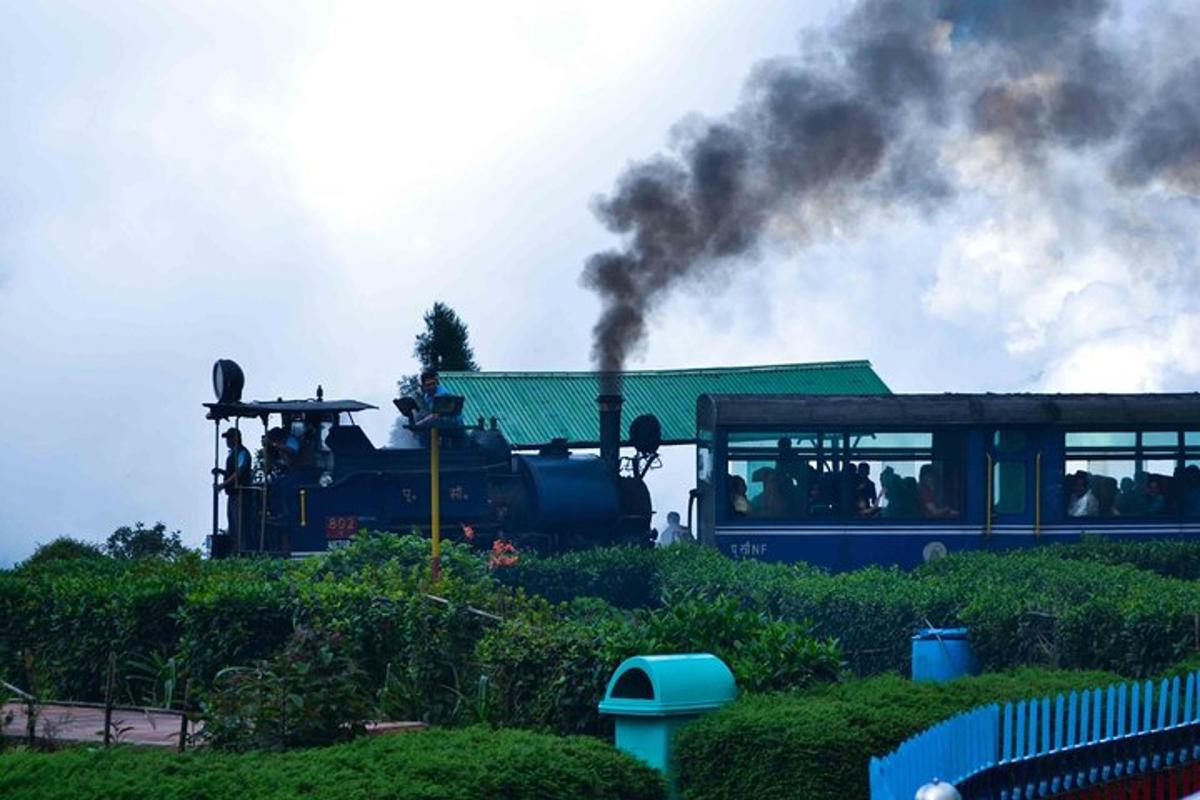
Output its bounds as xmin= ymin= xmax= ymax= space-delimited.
xmin=597 ymin=393 xmax=623 ymax=475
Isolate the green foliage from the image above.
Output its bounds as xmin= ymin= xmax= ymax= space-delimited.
xmin=300 ymin=529 xmax=487 ymax=584
xmin=18 ymin=537 xmax=106 ymax=568
xmin=477 ymin=593 xmax=841 ymax=735
xmin=414 ymin=300 xmax=479 ymax=372
xmin=0 ymin=559 xmax=191 ymax=702
xmin=0 ymin=727 xmax=666 ymax=800
xmin=505 ymin=542 xmax=1200 ymax=678
xmin=496 ymin=546 xmax=665 ymax=608
xmin=8 ymin=533 xmax=1200 ymax=758
xmin=105 ymin=521 xmax=191 ymax=561
xmin=1047 ymin=535 xmax=1200 ymax=580
xmin=673 ymin=668 xmax=1121 ymax=800
xmin=391 ymin=300 xmax=479 ymax=445
xmin=914 ymin=550 xmax=1200 ymax=676
xmin=203 ymin=626 xmax=372 ymax=751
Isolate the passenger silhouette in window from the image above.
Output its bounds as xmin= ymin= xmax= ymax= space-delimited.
xmin=855 ymin=462 xmax=878 ymax=516
xmin=1067 ymin=471 xmax=1099 ymax=517
xmin=919 ymin=464 xmax=958 ymax=518
xmin=728 ymin=474 xmax=749 ymax=517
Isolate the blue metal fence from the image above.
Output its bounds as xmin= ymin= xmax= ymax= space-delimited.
xmin=870 ymin=673 xmax=1200 ymax=800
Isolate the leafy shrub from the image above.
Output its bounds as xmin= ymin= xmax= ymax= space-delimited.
xmin=105 ymin=521 xmax=191 ymax=561
xmin=297 ymin=571 xmax=495 ymax=725
xmin=915 ymin=551 xmax=1200 ymax=676
xmin=477 ymin=593 xmax=841 ymax=735
xmin=0 ymin=727 xmax=666 ymax=800
xmin=17 ymin=538 xmax=106 ymax=568
xmin=496 ymin=546 xmax=665 ymax=608
xmin=0 ymin=562 xmax=189 ymax=702
xmin=1047 ymin=536 xmax=1200 ymax=581
xmin=299 ymin=529 xmax=487 ymax=584
xmin=673 ymin=668 xmax=1121 ymax=800
xmin=496 ymin=545 xmax=825 ymax=611
xmin=203 ymin=626 xmax=372 ymax=750
xmin=176 ymin=570 xmax=296 ymax=690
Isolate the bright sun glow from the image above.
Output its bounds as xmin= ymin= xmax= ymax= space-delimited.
xmin=284 ymin=1 xmax=685 ymax=231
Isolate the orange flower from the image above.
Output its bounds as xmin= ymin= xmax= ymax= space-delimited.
xmin=488 ymin=538 xmax=519 ymax=569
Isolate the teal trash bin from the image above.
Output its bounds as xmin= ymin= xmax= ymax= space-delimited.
xmin=911 ymin=627 xmax=979 ymax=683
xmin=598 ymin=653 xmax=737 ymax=775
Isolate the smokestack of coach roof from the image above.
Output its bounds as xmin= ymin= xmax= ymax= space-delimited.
xmin=598 ymin=393 xmax=623 ymax=475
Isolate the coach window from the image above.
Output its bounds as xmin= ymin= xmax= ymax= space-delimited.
xmin=1184 ymin=433 xmax=1200 ymax=517
xmin=847 ymin=431 xmax=965 ymax=521
xmin=725 ymin=432 xmax=843 ymax=521
xmin=1064 ymin=431 xmax=1178 ymax=518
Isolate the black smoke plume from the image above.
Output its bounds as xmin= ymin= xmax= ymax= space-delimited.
xmin=582 ymin=0 xmax=1198 ymax=380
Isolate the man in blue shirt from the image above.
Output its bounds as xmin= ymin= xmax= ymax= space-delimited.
xmin=415 ymin=369 xmax=462 ymax=427
xmin=215 ymin=428 xmax=254 ymax=547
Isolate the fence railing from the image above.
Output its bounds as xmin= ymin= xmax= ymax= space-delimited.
xmin=871 ymin=673 xmax=1200 ymax=800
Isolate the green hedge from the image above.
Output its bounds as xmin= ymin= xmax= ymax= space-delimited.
xmin=0 ymin=537 xmax=501 ymax=718
xmin=0 ymin=727 xmax=666 ymax=800
xmin=1 ymin=536 xmax=841 ymax=738
xmin=1046 ymin=536 xmax=1200 ymax=580
xmin=673 ymin=669 xmax=1121 ymax=800
xmin=477 ymin=593 xmax=841 ymax=735
xmin=496 ymin=545 xmax=824 ymax=611
xmin=504 ymin=543 xmax=1200 ymax=678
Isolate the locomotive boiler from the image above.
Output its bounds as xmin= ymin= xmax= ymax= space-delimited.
xmin=204 ymin=360 xmax=656 ymax=557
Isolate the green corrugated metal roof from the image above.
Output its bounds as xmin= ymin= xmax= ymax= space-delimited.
xmin=439 ymin=361 xmax=889 ymax=448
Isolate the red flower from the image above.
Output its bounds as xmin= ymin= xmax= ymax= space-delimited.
xmin=488 ymin=538 xmax=519 ymax=569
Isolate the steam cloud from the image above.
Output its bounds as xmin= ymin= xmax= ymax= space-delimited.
xmin=582 ymin=0 xmax=1200 ymax=384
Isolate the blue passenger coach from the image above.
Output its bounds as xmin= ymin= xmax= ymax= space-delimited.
xmin=695 ymin=394 xmax=1200 ymax=571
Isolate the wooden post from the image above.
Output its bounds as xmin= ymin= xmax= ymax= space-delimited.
xmin=103 ymin=652 xmax=115 ymax=747
xmin=177 ymin=678 xmax=190 ymax=753
xmin=430 ymin=427 xmax=441 ymax=581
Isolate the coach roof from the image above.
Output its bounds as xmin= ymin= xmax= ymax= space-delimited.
xmin=699 ymin=393 xmax=1200 ymax=429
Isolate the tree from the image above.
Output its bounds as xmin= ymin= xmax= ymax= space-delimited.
xmin=20 ymin=536 xmax=106 ymax=568
xmin=414 ymin=301 xmax=479 ymax=373
xmin=390 ymin=301 xmax=479 ymax=446
xmin=105 ymin=521 xmax=189 ymax=561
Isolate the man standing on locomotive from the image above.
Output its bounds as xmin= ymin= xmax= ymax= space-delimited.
xmin=415 ymin=370 xmax=461 ymax=427
xmin=214 ymin=429 xmax=254 ymax=547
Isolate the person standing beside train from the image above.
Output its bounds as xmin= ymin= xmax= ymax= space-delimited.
xmin=214 ymin=429 xmax=254 ymax=547
xmin=655 ymin=511 xmax=694 ymax=547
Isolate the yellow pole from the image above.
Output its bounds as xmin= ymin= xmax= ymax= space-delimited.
xmin=430 ymin=427 xmax=441 ymax=581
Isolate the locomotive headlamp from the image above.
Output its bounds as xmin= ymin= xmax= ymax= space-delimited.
xmin=212 ymin=359 xmax=245 ymax=404
xmin=630 ymin=414 xmax=662 ymax=456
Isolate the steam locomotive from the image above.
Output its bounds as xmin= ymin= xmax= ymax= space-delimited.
xmin=204 ymin=360 xmax=658 ymax=557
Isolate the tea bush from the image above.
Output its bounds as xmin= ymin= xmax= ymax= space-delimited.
xmin=477 ymin=592 xmax=841 ymax=735
xmin=202 ymin=626 xmax=373 ymax=750
xmin=1046 ymin=535 xmax=1200 ymax=580
xmin=503 ymin=542 xmax=1200 ymax=678
xmin=0 ymin=727 xmax=667 ymax=800
xmin=495 ymin=546 xmax=665 ymax=608
xmin=673 ymin=668 xmax=1122 ymax=800
xmin=914 ymin=550 xmax=1200 ymax=676
xmin=7 ymin=533 xmax=1200 ymax=745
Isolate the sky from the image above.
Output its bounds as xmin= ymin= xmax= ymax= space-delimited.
xmin=1 ymin=0 xmax=1197 ymax=565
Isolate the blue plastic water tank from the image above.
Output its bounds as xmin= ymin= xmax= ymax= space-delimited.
xmin=911 ymin=627 xmax=978 ymax=683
